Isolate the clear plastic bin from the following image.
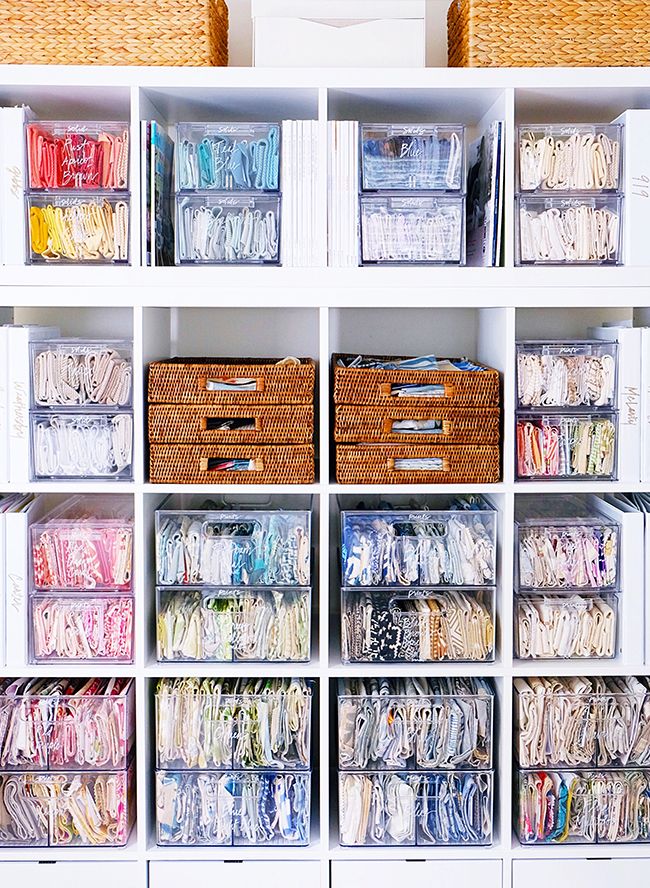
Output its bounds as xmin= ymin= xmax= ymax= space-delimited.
xmin=515 ymin=516 xmax=620 ymax=592
xmin=156 ymin=508 xmax=310 ymax=586
xmin=31 ymin=498 xmax=133 ymax=591
xmin=517 ymin=124 xmax=623 ymax=193
xmin=26 ymin=121 xmax=130 ymax=190
xmin=514 ymin=676 xmax=650 ymax=769
xmin=360 ymin=195 xmax=465 ymax=265
xmin=517 ymin=769 xmax=650 ymax=844
xmin=30 ymin=411 xmax=133 ymax=481
xmin=339 ymin=770 xmax=493 ymax=846
xmin=514 ymin=593 xmax=618 ymax=660
xmin=29 ymin=594 xmax=134 ymax=663
xmin=516 ymin=412 xmax=618 ymax=480
xmin=338 ymin=677 xmax=494 ymax=770
xmin=156 ymin=587 xmax=311 ymax=663
xmin=155 ymin=677 xmax=311 ymax=770
xmin=0 ymin=677 xmax=135 ymax=770
xmin=341 ymin=498 xmax=496 ymax=587
xmin=31 ymin=339 xmax=133 ymax=408
xmin=341 ymin=587 xmax=495 ymax=663
xmin=156 ymin=770 xmax=310 ymax=846
xmin=27 ymin=193 xmax=130 ymax=264
xmin=516 ymin=340 xmax=618 ymax=410
xmin=175 ymin=122 xmax=280 ymax=192
xmin=360 ymin=124 xmax=465 ymax=192
xmin=0 ymin=760 xmax=135 ymax=846
xmin=175 ymin=193 xmax=280 ymax=264
xmin=516 ymin=195 xmax=622 ymax=265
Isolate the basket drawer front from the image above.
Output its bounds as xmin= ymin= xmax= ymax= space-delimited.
xmin=448 ymin=0 xmax=650 ymax=68
xmin=335 ymin=444 xmax=500 ymax=485
xmin=150 ymin=444 xmax=315 ymax=484
xmin=149 ymin=404 xmax=314 ymax=444
xmin=332 ymin=355 xmax=499 ymax=407
xmin=148 ymin=359 xmax=315 ymax=405
xmin=334 ymin=405 xmax=500 ymax=444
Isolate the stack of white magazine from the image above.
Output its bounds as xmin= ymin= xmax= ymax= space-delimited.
xmin=328 ymin=121 xmax=359 ymax=266
xmin=281 ymin=120 xmax=321 ymax=266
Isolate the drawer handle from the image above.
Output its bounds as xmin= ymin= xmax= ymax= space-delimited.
xmin=200 ymin=376 xmax=265 ymax=392
xmin=388 ymin=457 xmax=448 ymax=472
xmin=384 ymin=417 xmax=449 ymax=435
xmin=201 ymin=417 xmax=257 ymax=431
xmin=380 ymin=382 xmax=452 ymax=398
xmin=199 ymin=457 xmax=263 ymax=473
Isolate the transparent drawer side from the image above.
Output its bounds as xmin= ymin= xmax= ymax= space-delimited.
xmin=516 ymin=340 xmax=618 ymax=409
xmin=514 ymin=593 xmax=618 ymax=660
xmin=30 ymin=412 xmax=134 ymax=480
xmin=516 ymin=412 xmax=618 ymax=480
xmin=361 ymin=123 xmax=465 ymax=192
xmin=31 ymin=339 xmax=133 ymax=408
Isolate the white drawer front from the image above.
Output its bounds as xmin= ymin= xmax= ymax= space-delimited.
xmin=149 ymin=860 xmax=320 ymax=888
xmin=0 ymin=862 xmax=140 ymax=888
xmin=332 ymin=860 xmax=501 ymax=888
xmin=513 ymin=858 xmax=650 ymax=888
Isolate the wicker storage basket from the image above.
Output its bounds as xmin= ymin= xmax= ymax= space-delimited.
xmin=149 ymin=404 xmax=314 ymax=444
xmin=448 ymin=0 xmax=650 ymax=67
xmin=150 ymin=444 xmax=315 ymax=484
xmin=334 ymin=405 xmax=500 ymax=445
xmin=148 ymin=358 xmax=316 ymax=406
xmin=335 ymin=444 xmax=500 ymax=485
xmin=0 ymin=0 xmax=228 ymax=67
xmin=332 ymin=354 xmax=500 ymax=408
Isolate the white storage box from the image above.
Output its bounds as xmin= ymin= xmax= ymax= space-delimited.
xmin=252 ymin=1 xmax=425 ymax=68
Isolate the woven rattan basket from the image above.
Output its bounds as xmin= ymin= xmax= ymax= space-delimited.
xmin=150 ymin=444 xmax=315 ymax=484
xmin=148 ymin=358 xmax=316 ymax=406
xmin=335 ymin=444 xmax=500 ymax=485
xmin=149 ymin=404 xmax=314 ymax=444
xmin=334 ymin=405 xmax=500 ymax=446
xmin=333 ymin=354 xmax=500 ymax=408
xmin=448 ymin=0 xmax=650 ymax=67
xmin=0 ymin=0 xmax=228 ymax=66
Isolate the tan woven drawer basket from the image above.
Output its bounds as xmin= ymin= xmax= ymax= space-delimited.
xmin=149 ymin=358 xmax=315 ymax=406
xmin=0 ymin=0 xmax=228 ymax=67
xmin=150 ymin=444 xmax=315 ymax=485
xmin=448 ymin=0 xmax=650 ymax=67
xmin=149 ymin=404 xmax=314 ymax=444
xmin=333 ymin=354 xmax=500 ymax=408
xmin=335 ymin=444 xmax=501 ymax=485
xmin=334 ymin=405 xmax=500 ymax=446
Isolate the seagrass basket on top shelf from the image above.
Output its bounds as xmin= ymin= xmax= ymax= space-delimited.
xmin=448 ymin=0 xmax=650 ymax=67
xmin=0 ymin=0 xmax=228 ymax=66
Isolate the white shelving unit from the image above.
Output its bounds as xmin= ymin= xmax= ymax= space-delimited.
xmin=2 ymin=62 xmax=650 ymax=888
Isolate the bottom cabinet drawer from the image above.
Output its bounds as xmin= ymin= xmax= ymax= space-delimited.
xmin=332 ymin=860 xmax=502 ymax=888
xmin=513 ymin=859 xmax=650 ymax=888
xmin=0 ymin=862 xmax=140 ymax=888
xmin=149 ymin=860 xmax=320 ymax=888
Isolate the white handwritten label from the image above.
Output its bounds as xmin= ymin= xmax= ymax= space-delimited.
xmin=10 ymin=381 xmax=28 ymax=440
xmin=8 ymin=572 xmax=23 ymax=613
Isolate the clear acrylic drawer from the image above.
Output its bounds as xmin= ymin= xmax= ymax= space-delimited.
xmin=27 ymin=193 xmax=130 ymax=264
xmin=516 ymin=195 xmax=622 ymax=265
xmin=360 ymin=195 xmax=465 ymax=265
xmin=26 ymin=120 xmax=130 ymax=190
xmin=30 ymin=411 xmax=133 ymax=480
xmin=175 ymin=122 xmax=280 ymax=192
xmin=155 ymin=677 xmax=311 ymax=770
xmin=516 ymin=340 xmax=618 ymax=410
xmin=360 ymin=124 xmax=465 ymax=192
xmin=518 ymin=769 xmax=650 ymax=844
xmin=341 ymin=587 xmax=495 ymax=663
xmin=175 ymin=193 xmax=280 ymax=264
xmin=29 ymin=594 xmax=134 ymax=663
xmin=0 ymin=760 xmax=135 ymax=846
xmin=156 ymin=587 xmax=311 ymax=662
xmin=514 ymin=593 xmax=618 ymax=660
xmin=156 ymin=508 xmax=310 ymax=586
xmin=516 ymin=412 xmax=618 ymax=480
xmin=31 ymin=339 xmax=133 ymax=408
xmin=517 ymin=124 xmax=623 ymax=193
xmin=341 ymin=498 xmax=496 ymax=587
xmin=156 ymin=770 xmax=310 ymax=846
xmin=0 ymin=678 xmax=135 ymax=770
xmin=514 ymin=676 xmax=650 ymax=769
xmin=339 ymin=770 xmax=493 ymax=846
xmin=338 ymin=677 xmax=494 ymax=770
